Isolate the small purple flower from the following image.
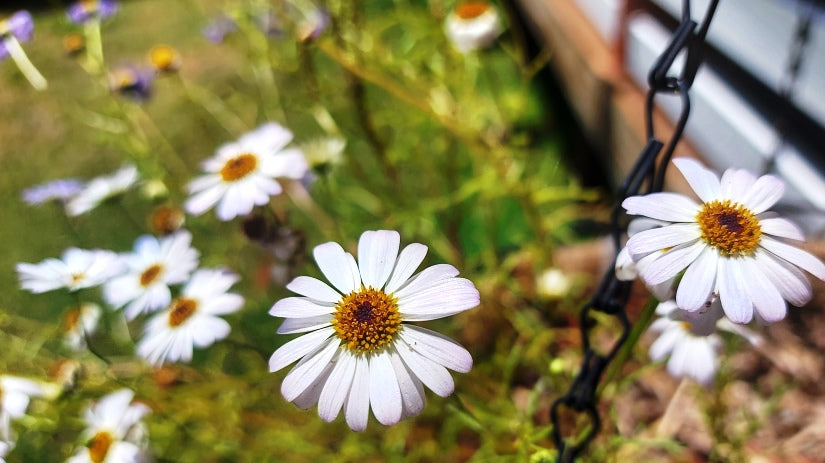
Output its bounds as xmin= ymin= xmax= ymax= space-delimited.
xmin=22 ymin=179 xmax=84 ymax=205
xmin=108 ymin=64 xmax=154 ymax=101
xmin=255 ymin=10 xmax=283 ymax=39
xmin=67 ymin=0 xmax=119 ymax=25
xmin=0 ymin=10 xmax=34 ymax=60
xmin=202 ymin=15 xmax=237 ymax=43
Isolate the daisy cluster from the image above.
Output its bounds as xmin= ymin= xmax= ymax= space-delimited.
xmin=618 ymin=158 xmax=825 ymax=384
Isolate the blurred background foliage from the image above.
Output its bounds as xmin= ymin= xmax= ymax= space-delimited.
xmin=0 ymin=0 xmax=629 ymax=461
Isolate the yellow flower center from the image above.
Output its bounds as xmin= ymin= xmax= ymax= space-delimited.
xmin=149 ymin=45 xmax=177 ymax=72
xmin=696 ymin=200 xmax=762 ymax=256
xmin=168 ymin=298 xmax=198 ymax=327
xmin=63 ymin=33 xmax=85 ymax=54
xmin=332 ymin=287 xmax=401 ymax=352
xmin=220 ymin=153 xmax=258 ymax=182
xmin=70 ymin=273 xmax=86 ymax=285
xmin=150 ymin=206 xmax=184 ymax=235
xmin=87 ymin=430 xmax=114 ymax=463
xmin=139 ymin=264 xmax=164 ymax=287
xmin=455 ymin=2 xmax=490 ymax=19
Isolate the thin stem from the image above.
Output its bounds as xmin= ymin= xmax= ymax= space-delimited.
xmin=83 ymin=18 xmax=105 ymax=75
xmin=599 ymin=295 xmax=659 ymax=393
xmin=175 ymin=73 xmax=247 ymax=136
xmin=3 ymin=36 xmax=47 ymax=90
xmin=70 ymin=292 xmax=111 ymax=365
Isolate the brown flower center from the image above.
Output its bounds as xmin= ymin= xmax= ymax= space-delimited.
xmin=220 ymin=153 xmax=258 ymax=182
xmin=332 ymin=287 xmax=401 ymax=352
xmin=87 ymin=430 xmax=114 ymax=463
xmin=696 ymin=200 xmax=762 ymax=256
xmin=168 ymin=298 xmax=198 ymax=327
xmin=140 ymin=264 xmax=164 ymax=287
xmin=455 ymin=2 xmax=490 ymax=19
xmin=65 ymin=308 xmax=81 ymax=331
xmin=150 ymin=206 xmax=184 ymax=235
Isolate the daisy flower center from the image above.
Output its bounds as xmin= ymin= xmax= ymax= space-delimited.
xmin=87 ymin=430 xmax=114 ymax=463
xmin=168 ymin=297 xmax=198 ymax=327
xmin=140 ymin=264 xmax=164 ymax=287
xmin=696 ymin=200 xmax=762 ymax=256
xmin=456 ymin=2 xmax=490 ymax=19
xmin=70 ymin=272 xmax=86 ymax=285
xmin=149 ymin=45 xmax=176 ymax=71
xmin=220 ymin=153 xmax=258 ymax=182
xmin=332 ymin=286 xmax=401 ymax=352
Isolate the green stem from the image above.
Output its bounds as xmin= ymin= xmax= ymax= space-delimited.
xmin=599 ymin=295 xmax=659 ymax=393
xmin=3 ymin=36 xmax=47 ymax=90
xmin=83 ymin=18 xmax=104 ymax=75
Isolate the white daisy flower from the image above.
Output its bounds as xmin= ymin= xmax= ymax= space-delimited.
xmin=66 ymin=165 xmax=140 ymax=216
xmin=0 ymin=439 xmax=11 ymax=462
xmin=184 ymin=122 xmax=309 ymax=221
xmin=64 ymin=303 xmax=102 ymax=351
xmin=623 ymin=158 xmax=825 ymax=324
xmin=615 ymin=218 xmax=676 ymax=302
xmin=67 ymin=389 xmax=150 ymax=463
xmin=0 ymin=376 xmax=46 ymax=442
xmin=444 ymin=1 xmax=501 ymax=53
xmin=648 ymin=300 xmax=722 ymax=386
xmin=269 ymin=230 xmax=479 ymax=431
xmin=103 ymin=231 xmax=200 ymax=320
xmin=136 ymin=269 xmax=244 ymax=366
xmin=17 ymin=248 xmax=124 ymax=294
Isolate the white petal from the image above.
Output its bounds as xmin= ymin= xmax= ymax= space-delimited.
xmin=717 ymin=258 xmax=753 ymax=324
xmin=741 ymin=174 xmax=784 ymax=213
xmin=388 ymin=348 xmax=426 ymax=418
xmin=385 ymin=243 xmax=428 ymax=294
xmin=393 ymin=264 xmax=460 ymax=299
xmin=281 ymin=337 xmax=339 ymax=402
xmin=358 ymin=230 xmax=400 ymax=289
xmin=269 ymin=327 xmax=336 ymax=372
xmin=397 ymin=278 xmax=479 ymax=321
xmin=269 ymin=297 xmax=334 ymax=318
xmin=344 ymin=355 xmax=371 ymax=431
xmin=313 ymin=242 xmax=358 ymax=295
xmin=369 ymin=353 xmax=403 ymax=426
xmin=191 ymin=317 xmax=231 ymax=347
xmin=669 ymin=337 xmax=717 ymax=385
xmin=398 ymin=326 xmax=473 ymax=372
xmin=396 ymin=337 xmax=455 ymax=397
xmin=754 ymin=250 xmax=812 ymax=306
xmin=293 ymin=363 xmax=332 ymax=410
xmin=184 ymin=183 xmax=225 ymax=216
xmin=672 ymin=157 xmax=720 ymax=203
xmin=625 ymin=224 xmax=702 ymax=260
xmin=641 ymin=241 xmax=705 ymax=285
xmin=318 ymin=350 xmax=357 ymax=422
xmin=739 ymin=259 xmax=787 ymax=323
xmin=277 ymin=315 xmax=333 ymax=334
xmin=720 ymin=168 xmax=757 ymax=200
xmin=760 ymin=237 xmax=825 ymax=280
xmin=676 ymin=247 xmax=717 ymax=312
xmin=648 ymin=325 xmax=682 ymax=361
xmin=287 ymin=276 xmax=342 ymax=303
xmin=759 ymin=217 xmax=804 ymax=241
xmin=622 ymin=193 xmax=701 ymax=222
xmin=615 ymin=246 xmax=637 ymax=281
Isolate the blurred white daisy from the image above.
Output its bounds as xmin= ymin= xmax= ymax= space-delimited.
xmin=623 ymin=158 xmax=825 ymax=324
xmin=536 ymin=267 xmax=571 ymax=299
xmin=185 ymin=122 xmax=309 ymax=221
xmin=0 ymin=439 xmax=11 ymax=462
xmin=17 ymin=248 xmax=124 ymax=293
xmin=103 ymin=231 xmax=200 ymax=320
xmin=269 ymin=230 xmax=479 ymax=431
xmin=64 ymin=303 xmax=102 ymax=351
xmin=1 ymin=376 xmax=44 ymax=439
xmin=66 ymin=165 xmax=140 ymax=216
xmin=615 ymin=218 xmax=676 ymax=302
xmin=66 ymin=389 xmax=150 ymax=463
xmin=21 ymin=178 xmax=83 ymax=205
xmin=137 ymin=269 xmax=244 ymax=366
xmin=444 ymin=1 xmax=501 ymax=53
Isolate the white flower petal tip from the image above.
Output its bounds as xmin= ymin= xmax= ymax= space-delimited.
xmin=269 ymin=230 xmax=477 ymax=429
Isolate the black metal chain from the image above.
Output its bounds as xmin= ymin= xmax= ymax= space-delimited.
xmin=550 ymin=1 xmax=719 ymax=461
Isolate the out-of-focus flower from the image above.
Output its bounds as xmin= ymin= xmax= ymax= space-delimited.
xmin=66 ymin=164 xmax=140 ymax=216
xmin=254 ymin=8 xmax=283 ymax=39
xmin=648 ymin=300 xmax=722 ymax=385
xmin=63 ymin=33 xmax=85 ymax=55
xmin=296 ymin=7 xmax=329 ymax=42
xmin=150 ymin=205 xmax=185 ymax=235
xmin=0 ymin=11 xmax=34 ymax=60
xmin=536 ymin=268 xmax=571 ymax=299
xmin=137 ymin=269 xmax=243 ymax=366
xmin=148 ymin=44 xmax=179 ymax=73
xmin=623 ymin=157 xmax=825 ymax=324
xmin=17 ymin=248 xmax=124 ymax=294
xmin=104 ymin=232 xmax=200 ymax=320
xmin=1 ymin=376 xmax=46 ymax=441
xmin=185 ymin=122 xmax=309 ymax=221
xmin=66 ymin=389 xmax=150 ymax=463
xmin=0 ymin=439 xmax=11 ymax=461
xmin=444 ymin=1 xmax=501 ymax=53
xmin=615 ymin=218 xmax=675 ymax=302
xmin=269 ymin=230 xmax=479 ymax=431
xmin=64 ymin=303 xmax=102 ymax=350
xmin=107 ymin=64 xmax=155 ymax=101
xmin=301 ymin=137 xmax=345 ymax=175
xmin=202 ymin=14 xmax=237 ymax=43
xmin=67 ymin=0 xmax=119 ymax=25
xmin=21 ymin=178 xmax=84 ymax=205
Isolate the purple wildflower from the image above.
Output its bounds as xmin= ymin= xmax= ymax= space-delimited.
xmin=22 ymin=179 xmax=84 ymax=205
xmin=67 ymin=0 xmax=119 ymax=25
xmin=108 ymin=64 xmax=154 ymax=101
xmin=0 ymin=10 xmax=34 ymax=60
xmin=202 ymin=15 xmax=237 ymax=43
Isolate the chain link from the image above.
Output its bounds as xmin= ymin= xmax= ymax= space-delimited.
xmin=550 ymin=1 xmax=719 ymax=461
